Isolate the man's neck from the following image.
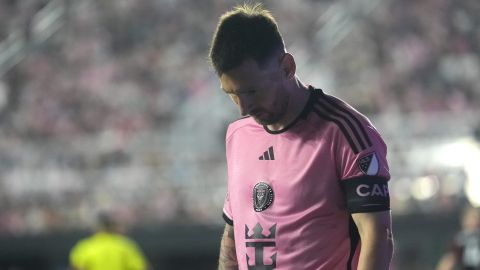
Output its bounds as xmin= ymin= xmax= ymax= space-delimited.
xmin=267 ymin=79 xmax=310 ymax=131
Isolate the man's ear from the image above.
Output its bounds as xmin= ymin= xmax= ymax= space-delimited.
xmin=280 ymin=53 xmax=296 ymax=80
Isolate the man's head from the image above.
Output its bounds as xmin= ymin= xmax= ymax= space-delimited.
xmin=96 ymin=211 xmax=120 ymax=233
xmin=209 ymin=3 xmax=297 ymax=126
xmin=209 ymin=3 xmax=285 ymax=76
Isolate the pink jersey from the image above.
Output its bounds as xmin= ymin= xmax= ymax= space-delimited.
xmin=223 ymin=87 xmax=390 ymax=270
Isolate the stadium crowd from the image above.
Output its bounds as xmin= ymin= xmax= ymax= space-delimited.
xmin=0 ymin=0 xmax=478 ymax=235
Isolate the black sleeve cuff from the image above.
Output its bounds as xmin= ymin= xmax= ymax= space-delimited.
xmin=223 ymin=212 xmax=233 ymax=226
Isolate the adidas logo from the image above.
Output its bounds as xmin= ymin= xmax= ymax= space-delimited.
xmin=259 ymin=146 xmax=275 ymax=160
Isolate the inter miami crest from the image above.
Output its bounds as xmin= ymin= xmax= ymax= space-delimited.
xmin=253 ymin=182 xmax=274 ymax=212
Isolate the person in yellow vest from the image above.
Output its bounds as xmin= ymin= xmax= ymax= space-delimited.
xmin=69 ymin=212 xmax=149 ymax=270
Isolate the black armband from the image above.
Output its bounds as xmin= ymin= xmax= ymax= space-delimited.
xmin=340 ymin=176 xmax=390 ymax=213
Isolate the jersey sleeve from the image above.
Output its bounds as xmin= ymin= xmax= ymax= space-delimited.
xmin=124 ymin=239 xmax=147 ymax=270
xmin=222 ymin=191 xmax=234 ymax=225
xmin=222 ymin=123 xmax=235 ymax=225
xmin=335 ymin=120 xmax=391 ymax=213
xmin=69 ymin=240 xmax=87 ymax=270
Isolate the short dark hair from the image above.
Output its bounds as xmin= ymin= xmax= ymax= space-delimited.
xmin=97 ymin=211 xmax=117 ymax=231
xmin=209 ymin=3 xmax=285 ymax=76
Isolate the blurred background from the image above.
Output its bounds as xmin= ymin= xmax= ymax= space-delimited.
xmin=0 ymin=0 xmax=479 ymax=269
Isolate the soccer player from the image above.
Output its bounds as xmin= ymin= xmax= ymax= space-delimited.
xmin=69 ymin=212 xmax=149 ymax=270
xmin=208 ymin=3 xmax=393 ymax=270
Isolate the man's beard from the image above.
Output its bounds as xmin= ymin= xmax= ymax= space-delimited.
xmin=252 ymin=112 xmax=282 ymax=126
xmin=252 ymin=96 xmax=289 ymax=126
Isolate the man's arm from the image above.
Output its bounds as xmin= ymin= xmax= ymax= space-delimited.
xmin=435 ymin=252 xmax=456 ymax=270
xmin=352 ymin=210 xmax=394 ymax=270
xmin=218 ymin=223 xmax=239 ymax=270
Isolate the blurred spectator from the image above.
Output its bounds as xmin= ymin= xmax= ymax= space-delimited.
xmin=69 ymin=211 xmax=150 ymax=270
xmin=436 ymin=206 xmax=480 ymax=270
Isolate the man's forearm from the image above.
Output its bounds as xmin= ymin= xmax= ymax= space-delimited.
xmin=357 ymin=227 xmax=394 ymax=270
xmin=218 ymin=224 xmax=239 ymax=270
xmin=353 ymin=211 xmax=394 ymax=270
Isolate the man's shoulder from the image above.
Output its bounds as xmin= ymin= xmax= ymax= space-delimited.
xmin=311 ymin=89 xmax=376 ymax=135
xmin=310 ymin=88 xmax=383 ymax=154
xmin=226 ymin=116 xmax=258 ymax=141
xmin=70 ymin=236 xmax=93 ymax=255
xmin=315 ymin=90 xmax=371 ymax=121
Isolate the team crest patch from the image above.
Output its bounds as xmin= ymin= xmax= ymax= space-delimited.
xmin=358 ymin=152 xmax=379 ymax=176
xmin=253 ymin=182 xmax=274 ymax=212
